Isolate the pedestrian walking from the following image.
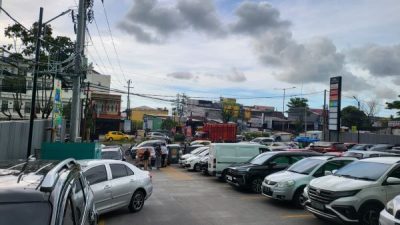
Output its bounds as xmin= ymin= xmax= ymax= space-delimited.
xmin=161 ymin=143 xmax=168 ymax=167
xmin=155 ymin=145 xmax=162 ymax=169
xmin=143 ymin=148 xmax=150 ymax=171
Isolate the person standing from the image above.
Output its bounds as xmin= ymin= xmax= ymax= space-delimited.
xmin=143 ymin=148 xmax=150 ymax=171
xmin=161 ymin=143 xmax=168 ymax=167
xmin=155 ymin=145 xmax=162 ymax=170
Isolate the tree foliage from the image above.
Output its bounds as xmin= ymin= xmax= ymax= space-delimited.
xmin=386 ymin=95 xmax=400 ymax=117
xmin=161 ymin=118 xmax=178 ymax=131
xmin=341 ymin=106 xmax=371 ymax=130
xmin=287 ymin=97 xmax=308 ymax=111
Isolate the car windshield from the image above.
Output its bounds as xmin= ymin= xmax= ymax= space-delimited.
xmin=249 ymin=153 xmax=274 ymax=165
xmin=190 ymin=147 xmax=206 ymax=154
xmin=0 ymin=202 xmax=51 ymax=225
xmin=342 ymin=152 xmax=364 ymax=159
xmin=287 ymin=158 xmax=324 ymax=175
xmin=335 ymin=161 xmax=392 ymax=181
xmin=101 ymin=150 xmax=122 ymax=160
xmin=198 ymin=150 xmax=209 ymax=157
xmin=350 ymin=145 xmax=369 ymax=150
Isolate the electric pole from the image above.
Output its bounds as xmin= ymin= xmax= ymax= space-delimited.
xmin=353 ymin=96 xmax=361 ymax=143
xmin=126 ymin=79 xmax=132 ymax=119
xmin=27 ymin=7 xmax=43 ymax=158
xmin=275 ymin=87 xmax=296 ymax=131
xmin=70 ymin=0 xmax=87 ymax=142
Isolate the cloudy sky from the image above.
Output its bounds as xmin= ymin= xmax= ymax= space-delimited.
xmin=1 ymin=0 xmax=400 ymax=116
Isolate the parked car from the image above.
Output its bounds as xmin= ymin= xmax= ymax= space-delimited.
xmin=190 ymin=140 xmax=211 ymax=146
xmin=179 ymin=146 xmax=208 ymax=167
xmin=342 ymin=150 xmax=399 ymax=159
xmin=250 ymin=137 xmax=275 ymax=145
xmin=208 ymin=143 xmax=270 ymax=179
xmin=266 ymin=142 xmax=293 ymax=151
xmin=185 ymin=149 xmax=209 ymax=171
xmin=183 ymin=144 xmax=205 ymax=154
xmin=369 ymin=144 xmax=395 ymax=152
xmin=0 ymin=159 xmax=98 ymax=225
xmin=105 ymin=131 xmax=129 ymax=141
xmin=147 ymin=132 xmax=171 ymax=143
xmin=304 ymin=157 xmax=400 ymax=225
xmin=262 ymin=156 xmax=356 ymax=207
xmin=101 ymin=146 xmax=125 ymax=161
xmin=130 ymin=140 xmax=166 ymax=160
xmin=226 ymin=151 xmax=321 ymax=193
xmin=349 ymin=144 xmax=374 ymax=151
xmin=80 ymin=159 xmax=153 ymax=214
xmin=308 ymin=141 xmax=347 ymax=153
xmin=380 ymin=194 xmax=400 ymax=225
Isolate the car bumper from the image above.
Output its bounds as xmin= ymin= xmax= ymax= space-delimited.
xmin=261 ymin=183 xmax=293 ymax=201
xmin=380 ymin=209 xmax=399 ymax=225
xmin=144 ymin=182 xmax=153 ymax=200
xmin=304 ymin=199 xmax=359 ymax=224
xmin=226 ymin=174 xmax=247 ymax=187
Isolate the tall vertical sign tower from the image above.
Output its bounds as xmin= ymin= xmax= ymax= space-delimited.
xmin=328 ymin=76 xmax=342 ymax=141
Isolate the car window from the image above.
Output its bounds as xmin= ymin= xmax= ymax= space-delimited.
xmin=72 ymin=177 xmax=86 ymax=224
xmin=126 ymin=166 xmax=134 ymax=176
xmin=290 ymin=156 xmax=305 ymax=163
xmin=269 ymin=156 xmax=290 ymax=166
xmin=112 ymin=132 xmax=117 ymax=135
xmin=118 ymin=132 xmax=123 ymax=135
xmin=84 ymin=165 xmax=108 ymax=185
xmin=314 ymin=160 xmax=353 ymax=177
xmin=110 ymin=164 xmax=129 ymax=179
xmin=62 ymin=196 xmax=76 ymax=225
xmin=388 ymin=167 xmax=400 ymax=179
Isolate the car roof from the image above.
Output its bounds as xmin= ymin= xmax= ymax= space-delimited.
xmin=78 ymin=159 xmax=127 ymax=168
xmin=360 ymin=157 xmax=400 ymax=164
xmin=347 ymin=150 xmax=397 ymax=155
xmin=261 ymin=151 xmax=321 ymax=156
xmin=167 ymin=144 xmax=181 ymax=147
xmin=0 ymin=159 xmax=75 ymax=203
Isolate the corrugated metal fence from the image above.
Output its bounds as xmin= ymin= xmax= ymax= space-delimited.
xmin=328 ymin=132 xmax=400 ymax=145
xmin=0 ymin=119 xmax=51 ymax=160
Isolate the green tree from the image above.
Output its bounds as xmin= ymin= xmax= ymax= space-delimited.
xmin=341 ymin=106 xmax=371 ymax=130
xmin=386 ymin=95 xmax=400 ymax=118
xmin=161 ymin=118 xmax=178 ymax=131
xmin=287 ymin=98 xmax=309 ymax=132
xmin=287 ymin=97 xmax=308 ymax=111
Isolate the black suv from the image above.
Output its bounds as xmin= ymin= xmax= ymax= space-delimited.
xmin=226 ymin=151 xmax=321 ymax=193
xmin=0 ymin=158 xmax=98 ymax=225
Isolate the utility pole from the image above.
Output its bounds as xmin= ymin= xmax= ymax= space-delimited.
xmin=27 ymin=7 xmax=43 ymax=159
xmin=275 ymin=87 xmax=296 ymax=131
xmin=353 ymin=96 xmax=361 ymax=143
xmin=126 ymin=79 xmax=132 ymax=119
xmin=70 ymin=0 xmax=87 ymax=142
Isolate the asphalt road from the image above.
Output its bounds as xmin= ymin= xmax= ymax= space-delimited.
xmin=100 ymin=165 xmax=329 ymax=225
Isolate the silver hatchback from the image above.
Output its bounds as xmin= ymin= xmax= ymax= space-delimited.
xmin=79 ymin=159 xmax=153 ymax=214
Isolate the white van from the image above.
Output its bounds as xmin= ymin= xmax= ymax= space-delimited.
xmin=208 ymin=143 xmax=268 ymax=179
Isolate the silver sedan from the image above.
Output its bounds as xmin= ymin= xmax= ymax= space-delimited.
xmin=79 ymin=159 xmax=153 ymax=214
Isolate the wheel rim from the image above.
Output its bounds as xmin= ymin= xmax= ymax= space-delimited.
xmin=252 ymin=179 xmax=262 ymax=193
xmin=132 ymin=193 xmax=144 ymax=210
xmin=362 ymin=208 xmax=379 ymax=225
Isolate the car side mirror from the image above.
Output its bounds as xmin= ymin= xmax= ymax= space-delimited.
xmin=324 ymin=170 xmax=333 ymax=176
xmin=386 ymin=177 xmax=400 ymax=185
xmin=332 ymin=169 xmax=337 ymax=174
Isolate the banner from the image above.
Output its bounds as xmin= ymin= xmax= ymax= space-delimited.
xmin=52 ymin=79 xmax=63 ymax=141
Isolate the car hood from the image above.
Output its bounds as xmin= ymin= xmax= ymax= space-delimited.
xmin=187 ymin=156 xmax=200 ymax=161
xmin=266 ymin=170 xmax=308 ymax=182
xmin=229 ymin=163 xmax=257 ymax=171
xmin=309 ymin=175 xmax=375 ymax=191
xmin=181 ymin=154 xmax=192 ymax=159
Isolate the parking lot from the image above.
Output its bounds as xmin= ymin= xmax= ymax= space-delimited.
xmin=101 ymin=165 xmax=326 ymax=225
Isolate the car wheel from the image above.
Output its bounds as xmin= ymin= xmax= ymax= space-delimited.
xmin=129 ymin=190 xmax=145 ymax=213
xmin=194 ymin=163 xmax=200 ymax=172
xmin=108 ymin=137 xmax=113 ymax=142
xmin=124 ymin=137 xmax=129 ymax=141
xmin=359 ymin=204 xmax=382 ymax=225
xmin=292 ymin=187 xmax=305 ymax=208
xmin=250 ymin=178 xmax=262 ymax=193
xmin=219 ymin=170 xmax=227 ymax=181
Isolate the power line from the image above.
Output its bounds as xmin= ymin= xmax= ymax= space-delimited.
xmin=0 ymin=6 xmax=29 ymax=30
xmin=100 ymin=1 xmax=128 ymax=82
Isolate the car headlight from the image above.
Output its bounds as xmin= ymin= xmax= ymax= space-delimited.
xmin=277 ymin=180 xmax=295 ymax=188
xmin=332 ymin=190 xmax=361 ymax=198
xmin=386 ymin=200 xmax=394 ymax=215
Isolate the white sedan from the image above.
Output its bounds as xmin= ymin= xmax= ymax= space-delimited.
xmin=79 ymin=159 xmax=153 ymax=215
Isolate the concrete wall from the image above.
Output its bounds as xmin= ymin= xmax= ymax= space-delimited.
xmin=327 ymin=132 xmax=400 ymax=145
xmin=0 ymin=119 xmax=51 ymax=160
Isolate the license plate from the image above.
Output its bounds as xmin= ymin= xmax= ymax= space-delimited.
xmin=226 ymin=175 xmax=233 ymax=181
xmin=311 ymin=201 xmax=325 ymax=211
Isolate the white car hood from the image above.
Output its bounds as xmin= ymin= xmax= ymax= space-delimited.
xmin=181 ymin=154 xmax=192 ymax=159
xmin=266 ymin=170 xmax=308 ymax=182
xmin=187 ymin=156 xmax=200 ymax=162
xmin=309 ymin=175 xmax=375 ymax=191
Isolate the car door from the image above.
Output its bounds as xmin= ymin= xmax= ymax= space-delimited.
xmin=263 ymin=156 xmax=291 ymax=177
xmin=109 ymin=163 xmax=135 ymax=207
xmin=385 ymin=166 xmax=400 ymax=202
xmin=83 ymin=165 xmax=112 ymax=213
xmin=313 ymin=160 xmax=354 ymax=178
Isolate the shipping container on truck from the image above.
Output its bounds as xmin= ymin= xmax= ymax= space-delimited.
xmin=203 ymin=123 xmax=237 ymax=142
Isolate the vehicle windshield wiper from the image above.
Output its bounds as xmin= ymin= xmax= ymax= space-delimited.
xmin=337 ymin=174 xmax=356 ymax=179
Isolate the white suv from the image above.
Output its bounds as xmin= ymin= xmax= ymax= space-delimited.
xmin=304 ymin=157 xmax=400 ymax=225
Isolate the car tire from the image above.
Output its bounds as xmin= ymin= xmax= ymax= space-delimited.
xmin=129 ymin=190 xmax=145 ymax=213
xmin=250 ymin=178 xmax=262 ymax=193
xmin=124 ymin=137 xmax=129 ymax=141
xmin=108 ymin=137 xmax=113 ymax=142
xmin=359 ymin=203 xmax=383 ymax=225
xmin=292 ymin=187 xmax=305 ymax=208
xmin=194 ymin=163 xmax=201 ymax=172
xmin=219 ymin=170 xmax=227 ymax=181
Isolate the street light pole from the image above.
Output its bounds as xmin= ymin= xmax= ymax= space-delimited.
xmin=275 ymin=87 xmax=296 ymax=131
xmin=353 ymin=96 xmax=361 ymax=143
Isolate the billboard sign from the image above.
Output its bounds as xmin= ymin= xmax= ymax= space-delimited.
xmin=328 ymin=76 xmax=342 ymax=131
